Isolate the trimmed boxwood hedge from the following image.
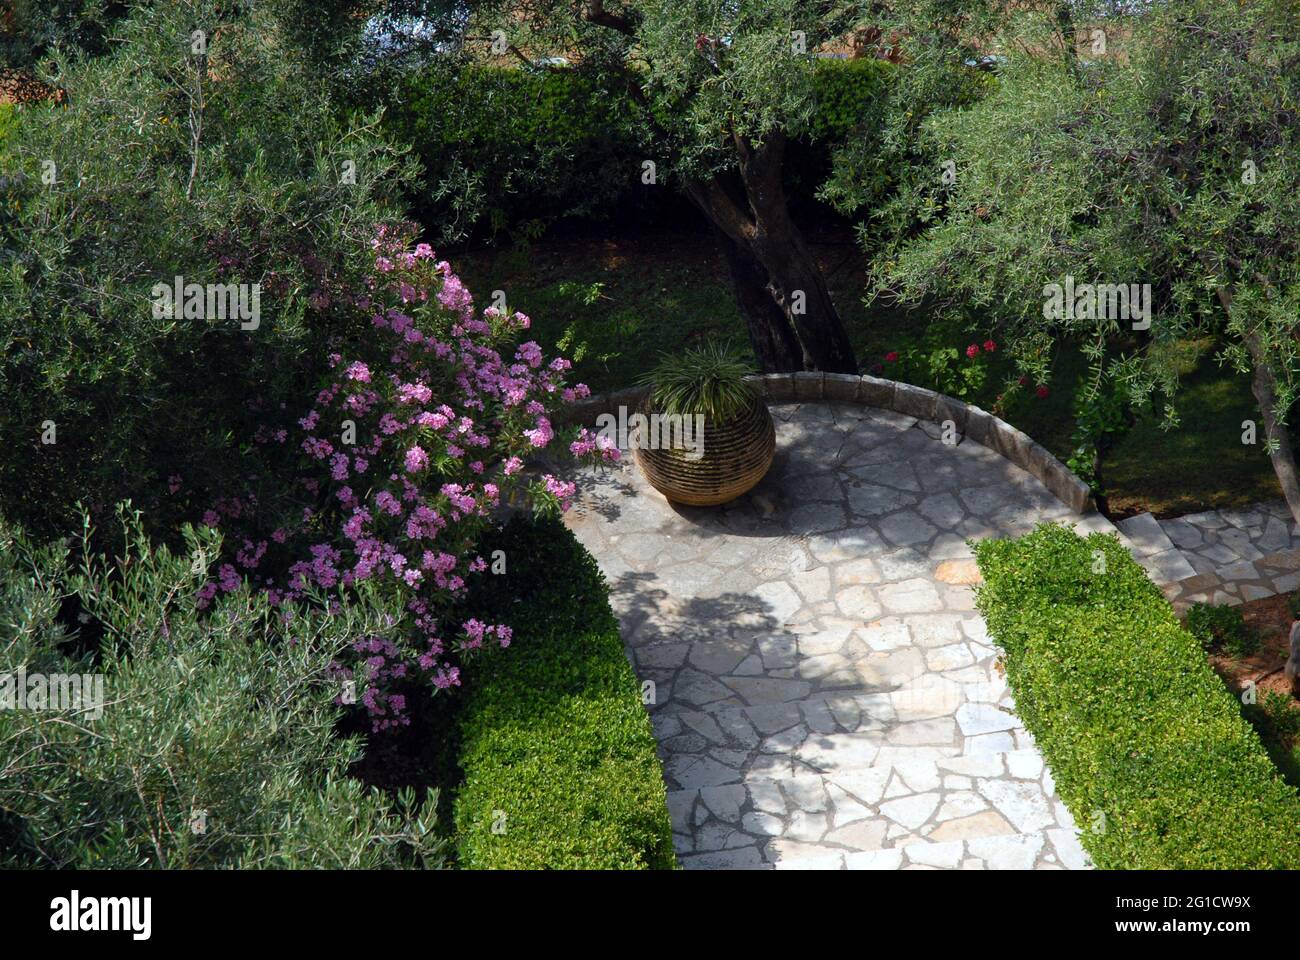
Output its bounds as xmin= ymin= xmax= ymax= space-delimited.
xmin=974 ymin=522 xmax=1300 ymax=869
xmin=385 ymin=59 xmax=896 ymax=242
xmin=387 ymin=64 xmax=645 ymax=241
xmin=452 ymin=517 xmax=675 ymax=869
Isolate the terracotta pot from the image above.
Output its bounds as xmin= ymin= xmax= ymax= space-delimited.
xmin=633 ymin=394 xmax=775 ymax=506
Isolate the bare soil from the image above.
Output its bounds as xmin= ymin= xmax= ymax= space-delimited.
xmin=1205 ymin=593 xmax=1295 ymax=697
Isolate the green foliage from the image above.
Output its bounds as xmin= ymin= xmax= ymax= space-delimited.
xmin=453 ymin=517 xmax=675 ymax=870
xmin=871 ymin=39 xmax=1143 ymax=349
xmin=452 ymin=236 xmax=757 ymax=394
xmin=386 ymin=54 xmax=894 ymax=243
xmin=1065 ymin=373 xmax=1130 ymax=491
xmin=1255 ymin=691 xmax=1300 ymax=743
xmin=1187 ymin=601 xmax=1259 ymax=659
xmin=1244 ymin=691 xmax=1300 ymax=786
xmin=387 ymin=62 xmax=644 ymax=243
xmin=0 ymin=104 xmax=15 ymax=152
xmin=544 ymin=280 xmax=610 ymax=360
xmin=804 ymin=58 xmax=895 ymax=142
xmin=0 ymin=508 xmax=444 ymax=869
xmin=621 ymin=0 xmax=866 ymax=182
xmin=821 ymin=1 xmax=995 ymax=218
xmin=1099 ymin=347 xmax=1283 ymax=515
xmin=640 ymin=341 xmax=757 ymax=422
xmin=1287 ymin=592 xmax=1300 ymax=621
xmin=0 ymin=0 xmax=125 ymax=77
xmin=883 ymin=314 xmax=990 ymax=399
xmin=974 ymin=522 xmax=1300 ymax=869
xmin=872 ymin=0 xmax=1300 ymax=468
xmin=802 ymin=57 xmax=898 ymax=214
xmin=0 ymin=0 xmax=417 ymax=542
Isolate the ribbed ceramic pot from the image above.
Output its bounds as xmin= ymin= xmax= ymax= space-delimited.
xmin=633 ymin=393 xmax=775 ymax=506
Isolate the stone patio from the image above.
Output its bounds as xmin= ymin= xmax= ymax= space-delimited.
xmin=1120 ymin=503 xmax=1300 ymax=612
xmin=563 ymin=400 xmax=1096 ymax=870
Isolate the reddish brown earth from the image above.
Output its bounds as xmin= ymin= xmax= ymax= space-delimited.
xmin=1205 ymin=593 xmax=1296 ymax=698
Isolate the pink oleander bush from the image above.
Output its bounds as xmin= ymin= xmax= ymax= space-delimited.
xmin=194 ymin=224 xmax=620 ymax=729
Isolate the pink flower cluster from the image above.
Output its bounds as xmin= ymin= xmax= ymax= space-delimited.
xmin=569 ymin=427 xmax=621 ymax=464
xmin=194 ymin=226 xmax=607 ymax=729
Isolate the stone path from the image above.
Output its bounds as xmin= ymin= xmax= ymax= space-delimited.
xmin=563 ymin=401 xmax=1095 ymax=870
xmin=1117 ymin=504 xmax=1300 ymax=612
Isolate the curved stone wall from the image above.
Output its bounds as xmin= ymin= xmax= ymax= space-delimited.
xmin=558 ymin=371 xmax=1095 ymax=514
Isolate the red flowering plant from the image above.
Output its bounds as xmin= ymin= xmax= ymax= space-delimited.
xmin=192 ymin=225 xmax=614 ymax=729
xmin=877 ymin=315 xmax=996 ymax=400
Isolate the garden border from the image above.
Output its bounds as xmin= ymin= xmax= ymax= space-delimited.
xmin=560 ymin=372 xmax=1094 ymax=514
xmin=974 ymin=523 xmax=1300 ymax=869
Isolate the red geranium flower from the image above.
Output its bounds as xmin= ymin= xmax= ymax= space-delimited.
xmin=984 ymin=339 xmax=997 ymax=353
xmin=1035 ymin=385 xmax=1049 ymax=399
xmin=965 ymin=343 xmax=980 ymax=358
xmin=884 ymin=351 xmax=899 ymax=362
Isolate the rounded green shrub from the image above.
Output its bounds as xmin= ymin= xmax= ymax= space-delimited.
xmin=1187 ymin=601 xmax=1258 ymax=658
xmin=0 ymin=508 xmax=443 ymax=869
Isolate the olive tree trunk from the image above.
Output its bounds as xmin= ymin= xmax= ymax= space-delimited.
xmin=716 ymin=229 xmax=806 ymax=371
xmin=686 ymin=131 xmax=858 ymax=375
xmin=1214 ymin=282 xmax=1300 ymax=526
xmin=1243 ymin=332 xmax=1300 ymax=526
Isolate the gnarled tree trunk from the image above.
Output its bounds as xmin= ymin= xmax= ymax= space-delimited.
xmin=716 ymin=229 xmax=806 ymax=372
xmin=1243 ymin=331 xmax=1300 ymax=526
xmin=686 ymin=131 xmax=858 ymax=375
xmin=1215 ymin=282 xmax=1300 ymax=526
xmin=579 ymin=2 xmax=857 ymax=375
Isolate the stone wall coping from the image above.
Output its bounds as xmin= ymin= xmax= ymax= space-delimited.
xmin=558 ymin=371 xmax=1095 ymax=514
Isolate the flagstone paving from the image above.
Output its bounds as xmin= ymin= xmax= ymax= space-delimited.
xmin=562 ymin=401 xmax=1097 ymax=870
xmin=1116 ymin=503 xmax=1300 ymax=612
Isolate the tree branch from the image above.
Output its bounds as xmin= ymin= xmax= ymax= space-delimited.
xmin=463 ymin=34 xmax=535 ymax=68
xmin=733 ymin=129 xmax=789 ymax=233
xmin=684 ymin=175 xmax=755 ymax=245
xmin=585 ymin=1 xmax=636 ymax=36
xmin=185 ymin=49 xmax=205 ymax=201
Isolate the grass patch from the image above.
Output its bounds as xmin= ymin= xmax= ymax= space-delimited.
xmin=450 ymin=227 xmax=875 ymax=395
xmin=1104 ymin=355 xmax=1279 ymax=516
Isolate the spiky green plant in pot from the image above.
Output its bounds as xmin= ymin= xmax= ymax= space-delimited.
xmin=634 ymin=342 xmax=775 ymax=506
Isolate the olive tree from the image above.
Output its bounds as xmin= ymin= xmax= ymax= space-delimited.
xmin=873 ymin=0 xmax=1300 ymax=521
xmin=0 ymin=0 xmax=416 ymax=542
xmin=449 ymin=0 xmax=871 ymax=374
xmin=0 ymin=509 xmax=443 ymax=869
